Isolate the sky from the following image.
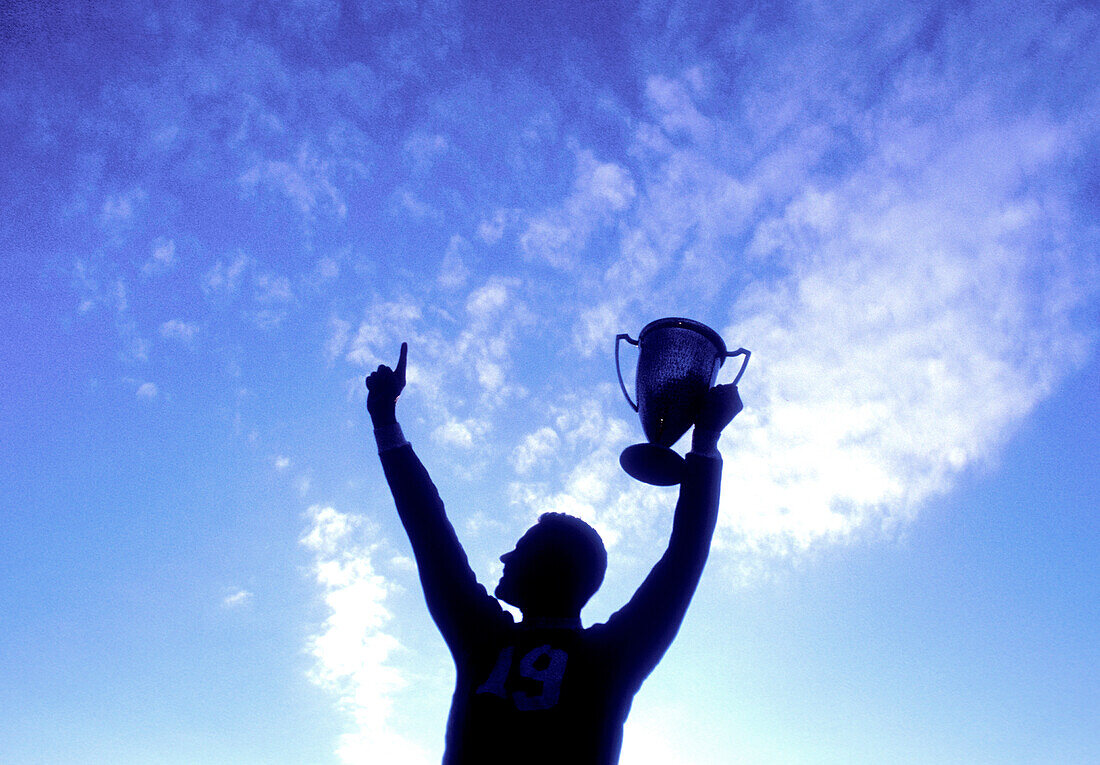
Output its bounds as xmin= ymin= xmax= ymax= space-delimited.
xmin=2 ymin=0 xmax=1098 ymax=762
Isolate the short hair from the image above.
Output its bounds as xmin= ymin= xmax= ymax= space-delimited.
xmin=534 ymin=512 xmax=607 ymax=606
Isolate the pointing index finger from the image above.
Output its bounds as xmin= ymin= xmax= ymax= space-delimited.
xmin=395 ymin=342 xmax=408 ymax=383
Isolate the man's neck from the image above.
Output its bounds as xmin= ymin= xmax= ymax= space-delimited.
xmin=521 ymin=614 xmax=582 ymax=630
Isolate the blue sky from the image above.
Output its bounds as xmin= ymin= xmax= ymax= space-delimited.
xmin=2 ymin=0 xmax=1098 ymax=762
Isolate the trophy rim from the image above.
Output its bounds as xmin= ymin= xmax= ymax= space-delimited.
xmin=638 ymin=317 xmax=727 ymax=357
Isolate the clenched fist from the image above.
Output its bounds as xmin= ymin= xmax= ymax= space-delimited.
xmin=694 ymin=383 xmax=743 ymax=434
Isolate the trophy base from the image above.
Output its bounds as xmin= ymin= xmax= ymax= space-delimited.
xmin=619 ymin=443 xmax=685 ymax=486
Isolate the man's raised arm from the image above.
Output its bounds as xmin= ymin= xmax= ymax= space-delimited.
xmin=602 ymin=384 xmax=743 ymax=683
xmin=367 ymin=343 xmax=501 ymax=649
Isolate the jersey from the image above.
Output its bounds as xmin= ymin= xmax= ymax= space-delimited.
xmin=378 ymin=442 xmax=722 ymax=765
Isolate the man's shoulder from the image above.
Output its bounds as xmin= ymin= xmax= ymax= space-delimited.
xmin=577 ymin=618 xmax=620 ymax=645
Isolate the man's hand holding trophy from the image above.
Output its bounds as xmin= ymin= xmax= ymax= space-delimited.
xmin=615 ymin=317 xmax=749 ymax=485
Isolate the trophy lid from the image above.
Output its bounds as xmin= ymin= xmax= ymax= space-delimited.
xmin=638 ymin=317 xmax=728 ymax=357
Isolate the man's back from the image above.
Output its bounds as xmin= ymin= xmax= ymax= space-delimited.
xmin=444 ymin=618 xmax=631 ymax=765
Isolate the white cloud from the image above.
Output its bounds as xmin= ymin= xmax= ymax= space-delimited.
xmin=239 ymin=143 xmax=347 ymax=218
xmin=301 ymin=505 xmax=430 ymax=765
xmin=511 ymin=426 xmax=560 ymax=475
xmin=71 ymin=259 xmax=99 ymax=313
xmin=441 ymin=277 xmax=530 ymax=409
xmin=515 ymin=54 xmax=1098 ymax=574
xmin=159 ymin=319 xmax=198 ymax=342
xmin=343 ymin=54 xmax=1094 ymax=591
xmin=645 ymin=74 xmax=714 ymax=146
xmin=254 ymin=272 xmax=293 ymax=303
xmin=121 ymin=330 xmax=149 ymax=364
xmin=465 ymin=279 xmax=510 ymax=319
xmin=476 ymin=209 xmax=514 ymax=245
xmin=577 ymin=157 xmax=636 ymax=213
xmin=136 ymin=381 xmax=158 ymax=399
xmin=142 ymin=237 xmax=177 ymax=276
xmin=274 ymin=456 xmax=291 ymax=471
xmin=204 ymin=252 xmax=249 ymax=295
xmin=619 ymin=698 xmax=721 ymax=765
xmin=341 ymin=279 xmax=531 ymax=468
xmin=326 ymin=316 xmax=352 ymax=363
xmin=222 ymin=588 xmax=252 ymax=608
xmin=297 ymin=474 xmax=312 ymax=496
xmin=113 ymin=279 xmax=128 ymax=314
xmin=403 ymin=131 xmax=448 ymax=174
xmin=388 ymin=554 xmax=416 ymax=573
xmin=99 ymin=187 xmax=146 ymax=233
xmin=345 ymin=300 xmax=424 ymax=369
xmin=438 ymin=235 xmax=471 ymax=290
xmin=519 ymin=218 xmax=574 ymax=269
xmin=316 ymin=256 xmax=340 ymax=282
xmin=509 ymin=393 xmax=636 ymax=550
xmin=709 ymin=112 xmax=1097 ymax=560
xmin=341 ymin=16 xmax=1096 ymax=587
xmin=520 ymin=149 xmax=636 ymax=269
xmin=343 ymin=279 xmax=533 ymax=480
xmin=432 ymin=417 xmax=491 ymax=450
xmin=513 ymin=451 xmax=627 ymax=550
xmin=575 ymin=299 xmax=628 ymax=358
xmin=393 ymin=188 xmax=433 ymax=220
xmin=552 ymin=393 xmax=634 ymax=452
xmin=248 ymin=273 xmax=295 ymax=328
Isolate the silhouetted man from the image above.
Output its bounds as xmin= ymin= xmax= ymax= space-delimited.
xmin=367 ymin=342 xmax=742 ymax=765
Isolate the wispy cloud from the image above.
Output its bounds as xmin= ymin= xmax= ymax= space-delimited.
xmin=254 ymin=273 xmax=293 ymax=304
xmin=432 ymin=417 xmax=491 ymax=451
xmin=71 ymin=259 xmax=101 ymax=314
xmin=14 ymin=0 xmax=1096 ymax=759
xmin=296 ymin=475 xmax=312 ymax=497
xmin=222 ymin=588 xmax=252 ymax=608
xmin=301 ymin=505 xmax=430 ymax=765
xmin=497 ymin=7 xmax=1097 ymax=574
xmin=455 ymin=276 xmax=530 ymax=402
xmin=49 ymin=0 xmax=1093 ymax=577
xmin=438 ymin=235 xmax=472 ymax=290
xmin=159 ymin=319 xmax=198 ymax=342
xmin=511 ymin=426 xmax=560 ymax=475
xmin=239 ymin=143 xmax=348 ymax=220
xmin=713 ymin=120 xmax=1096 ymax=558
xmin=142 ymin=237 xmax=177 ymax=276
xmin=520 ymin=148 xmax=636 ymax=270
xmin=344 ymin=300 xmax=425 ymax=371
xmin=340 ymin=276 xmax=534 ymax=471
xmin=99 ymin=187 xmax=147 ymax=238
xmin=510 ymin=391 xmax=636 ymax=549
xmin=204 ymin=253 xmax=249 ymax=297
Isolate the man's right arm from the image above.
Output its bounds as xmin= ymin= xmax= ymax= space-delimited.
xmin=374 ymin=426 xmax=502 ymax=649
xmin=367 ymin=344 xmax=503 ymax=650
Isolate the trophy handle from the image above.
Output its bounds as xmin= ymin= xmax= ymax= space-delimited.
xmin=723 ymin=348 xmax=751 ymax=386
xmin=615 ymin=333 xmax=640 ymax=412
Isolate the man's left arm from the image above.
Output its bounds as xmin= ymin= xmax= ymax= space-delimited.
xmin=602 ymin=384 xmax=741 ymax=680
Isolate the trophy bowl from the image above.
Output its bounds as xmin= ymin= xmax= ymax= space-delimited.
xmin=615 ymin=318 xmax=749 ymax=485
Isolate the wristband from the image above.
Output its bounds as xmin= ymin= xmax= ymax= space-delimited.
xmin=374 ymin=422 xmax=408 ymax=453
xmin=690 ymin=427 xmax=721 ymax=458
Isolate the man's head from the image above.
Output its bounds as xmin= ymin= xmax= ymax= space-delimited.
xmin=495 ymin=513 xmax=607 ymax=617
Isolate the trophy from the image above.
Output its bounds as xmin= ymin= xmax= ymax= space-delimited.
xmin=615 ymin=318 xmax=749 ymax=485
